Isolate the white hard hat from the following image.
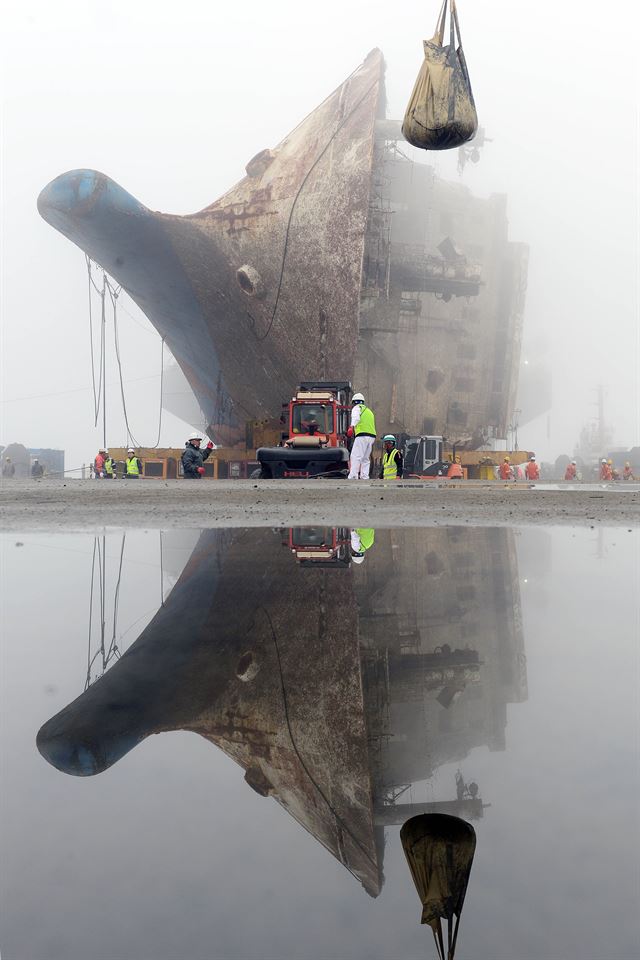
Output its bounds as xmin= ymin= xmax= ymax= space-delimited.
xmin=571 ymin=460 xmax=576 ymax=464
xmin=352 ymin=392 xmax=365 ymax=403
xmin=99 ymin=447 xmax=106 ymax=453
xmin=530 ymin=455 xmax=535 ymax=460
xmin=188 ymin=432 xmax=203 ymax=441
xmin=127 ymin=447 xmax=135 ymax=453
xmin=351 ymin=554 xmax=365 ymax=564
xmin=601 ymin=458 xmax=607 ymax=463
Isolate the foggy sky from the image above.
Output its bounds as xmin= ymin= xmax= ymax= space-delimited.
xmin=1 ymin=0 xmax=638 ymax=470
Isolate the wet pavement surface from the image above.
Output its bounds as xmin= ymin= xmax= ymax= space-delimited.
xmin=1 ymin=525 xmax=639 ymax=959
xmin=1 ymin=478 xmax=638 ymax=531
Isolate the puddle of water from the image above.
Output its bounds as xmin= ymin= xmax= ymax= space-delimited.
xmin=1 ymin=526 xmax=638 ymax=960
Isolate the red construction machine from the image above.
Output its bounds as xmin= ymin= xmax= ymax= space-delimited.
xmin=285 ymin=527 xmax=351 ymax=566
xmin=257 ymin=381 xmax=352 ymax=479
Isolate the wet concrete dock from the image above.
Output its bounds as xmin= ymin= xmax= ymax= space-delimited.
xmin=1 ymin=479 xmax=637 ymax=531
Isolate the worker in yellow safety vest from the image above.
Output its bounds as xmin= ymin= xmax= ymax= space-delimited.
xmin=347 ymin=392 xmax=376 ymax=479
xmin=379 ymin=435 xmax=403 ymax=479
xmin=351 ymin=528 xmax=375 ymax=564
xmin=124 ymin=448 xmax=142 ymax=478
xmin=104 ymin=452 xmax=115 ymax=479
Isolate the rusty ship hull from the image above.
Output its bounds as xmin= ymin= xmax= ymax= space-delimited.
xmin=38 ymin=51 xmax=385 ymax=445
xmin=38 ymin=48 xmax=527 ymax=446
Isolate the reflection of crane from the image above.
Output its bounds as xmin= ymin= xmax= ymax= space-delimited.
xmin=593 ymin=527 xmax=608 ymax=561
xmin=84 ymin=531 xmax=166 ymax=688
xmin=85 ymin=534 xmax=126 ymax=690
xmin=458 ymin=127 xmax=493 ymax=174
xmin=507 ymin=408 xmax=521 ymax=453
xmin=375 ymin=772 xmax=489 ymax=824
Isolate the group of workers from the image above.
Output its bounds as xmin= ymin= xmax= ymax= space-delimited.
xmin=93 ymin=434 xmax=215 ymax=479
xmin=88 ymin=395 xmax=637 ymax=485
xmin=498 ymin=455 xmax=540 ymax=481
xmin=599 ymin=458 xmax=634 ymax=481
xmin=347 ymin=393 xmax=406 ymax=480
xmin=2 ymin=456 xmax=45 ymax=478
xmin=93 ymin=447 xmax=142 ymax=479
xmin=347 ymin=393 xmax=541 ymax=482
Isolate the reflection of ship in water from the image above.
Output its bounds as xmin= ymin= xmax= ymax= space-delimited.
xmin=37 ymin=528 xmax=527 ymax=897
xmin=359 ymin=528 xmax=528 ymax=833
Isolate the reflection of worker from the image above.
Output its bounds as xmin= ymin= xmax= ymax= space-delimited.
xmin=525 ymin=455 xmax=540 ymax=480
xmin=564 ymin=460 xmax=577 ymax=480
xmin=600 ymin=458 xmax=612 ymax=481
xmin=347 ymin=393 xmax=376 ymax=479
xmin=351 ymin=528 xmax=375 ymax=564
xmin=124 ymin=448 xmax=142 ymax=478
xmin=499 ymin=456 xmax=513 ymax=480
xmin=447 ymin=455 xmax=464 ymax=479
xmin=623 ymin=461 xmax=634 ymax=481
xmin=2 ymin=457 xmax=15 ymax=479
xmin=379 ymin=435 xmax=403 ymax=479
xmin=181 ymin=432 xmax=214 ymax=478
xmin=31 ymin=459 xmax=44 ymax=478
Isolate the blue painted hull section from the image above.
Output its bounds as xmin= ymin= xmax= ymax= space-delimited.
xmin=37 ymin=170 xmax=237 ymax=437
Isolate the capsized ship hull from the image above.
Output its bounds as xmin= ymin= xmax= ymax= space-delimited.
xmin=37 ymin=526 xmax=528 ymax=897
xmin=38 ymin=46 xmax=528 ymax=448
xmin=37 ymin=528 xmax=383 ymax=896
xmin=37 ymin=51 xmax=385 ymax=444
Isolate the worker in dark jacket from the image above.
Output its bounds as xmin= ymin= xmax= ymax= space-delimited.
xmin=31 ymin=459 xmax=44 ymax=478
xmin=181 ymin=432 xmax=214 ymax=478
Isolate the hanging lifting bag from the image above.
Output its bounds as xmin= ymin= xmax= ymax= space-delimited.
xmin=402 ymin=0 xmax=477 ymax=151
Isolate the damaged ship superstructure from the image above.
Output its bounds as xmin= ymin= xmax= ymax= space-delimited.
xmin=356 ymin=527 xmax=528 ymax=825
xmin=359 ymin=134 xmax=529 ymax=443
xmin=37 ymin=528 xmax=527 ymax=898
xmin=38 ymin=50 xmax=527 ymax=446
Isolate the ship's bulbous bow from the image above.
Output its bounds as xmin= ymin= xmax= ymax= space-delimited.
xmin=37 ymin=50 xmax=386 ymax=441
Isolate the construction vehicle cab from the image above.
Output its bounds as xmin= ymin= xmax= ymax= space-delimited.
xmin=257 ymin=382 xmax=351 ymax=478
xmin=402 ymin=435 xmax=449 ymax=478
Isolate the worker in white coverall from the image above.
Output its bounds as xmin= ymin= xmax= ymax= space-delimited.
xmin=347 ymin=392 xmax=376 ymax=479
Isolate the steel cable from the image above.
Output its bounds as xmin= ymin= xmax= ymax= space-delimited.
xmin=255 ymin=71 xmax=381 ymax=342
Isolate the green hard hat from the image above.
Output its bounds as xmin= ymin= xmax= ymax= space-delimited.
xmin=382 ymin=434 xmax=396 ymax=443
